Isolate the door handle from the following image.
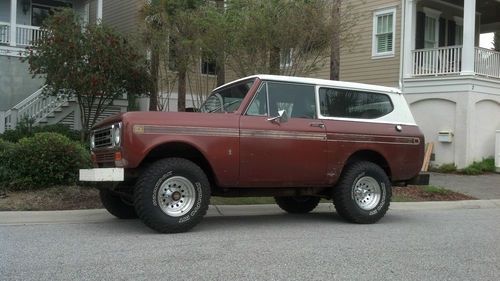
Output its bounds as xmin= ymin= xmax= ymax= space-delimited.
xmin=310 ymin=122 xmax=325 ymax=129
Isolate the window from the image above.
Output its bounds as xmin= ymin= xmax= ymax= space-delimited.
xmin=372 ymin=8 xmax=396 ymax=57
xmin=200 ymin=79 xmax=255 ymax=113
xmin=201 ymin=51 xmax=216 ymax=75
xmin=247 ymin=82 xmax=316 ymax=119
xmin=454 ymin=17 xmax=463 ymax=46
xmin=280 ymin=48 xmax=293 ymax=68
xmin=423 ymin=7 xmax=441 ymax=49
xmin=319 ymin=88 xmax=393 ymax=119
xmin=32 ymin=5 xmax=52 ymax=26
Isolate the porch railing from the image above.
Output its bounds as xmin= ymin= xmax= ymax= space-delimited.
xmin=475 ymin=47 xmax=500 ymax=79
xmin=0 ymin=22 xmax=45 ymax=47
xmin=0 ymin=22 xmax=9 ymax=44
xmin=412 ymin=46 xmax=462 ymax=76
xmin=16 ymin=24 xmax=44 ymax=47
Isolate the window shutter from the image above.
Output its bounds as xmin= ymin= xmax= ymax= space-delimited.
xmin=416 ymin=11 xmax=426 ymax=49
xmin=447 ymin=20 xmax=456 ymax=46
xmin=439 ymin=17 xmax=446 ymax=47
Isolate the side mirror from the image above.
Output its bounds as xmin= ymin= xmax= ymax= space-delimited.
xmin=267 ymin=109 xmax=288 ymax=124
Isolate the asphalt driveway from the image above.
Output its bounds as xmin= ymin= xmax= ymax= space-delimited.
xmin=429 ymin=172 xmax=500 ymax=199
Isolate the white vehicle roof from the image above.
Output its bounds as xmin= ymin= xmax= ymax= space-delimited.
xmin=213 ymin=74 xmax=401 ymax=95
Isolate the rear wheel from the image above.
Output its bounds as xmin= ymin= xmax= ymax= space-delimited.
xmin=99 ymin=188 xmax=137 ymax=219
xmin=134 ymin=158 xmax=210 ymax=233
xmin=333 ymin=161 xmax=391 ymax=224
xmin=274 ymin=196 xmax=320 ymax=214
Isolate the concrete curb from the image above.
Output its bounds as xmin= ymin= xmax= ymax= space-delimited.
xmin=1 ymin=200 xmax=499 ymax=226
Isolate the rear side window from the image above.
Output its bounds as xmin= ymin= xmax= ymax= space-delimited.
xmin=319 ymin=87 xmax=393 ymax=119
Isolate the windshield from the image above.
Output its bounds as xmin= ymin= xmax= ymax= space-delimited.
xmin=200 ymin=79 xmax=256 ymax=113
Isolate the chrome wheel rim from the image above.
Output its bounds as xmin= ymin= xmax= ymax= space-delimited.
xmin=352 ymin=176 xmax=382 ymax=211
xmin=157 ymin=176 xmax=196 ymax=217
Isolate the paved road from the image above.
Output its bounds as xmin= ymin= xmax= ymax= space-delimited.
xmin=1 ymin=202 xmax=500 ymax=281
xmin=430 ymin=172 xmax=500 ymax=199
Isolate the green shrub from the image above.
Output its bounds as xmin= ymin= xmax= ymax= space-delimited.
xmin=429 ymin=163 xmax=457 ymax=173
xmin=0 ymin=139 xmax=15 ymax=186
xmin=461 ymin=158 xmax=495 ymax=175
xmin=0 ymin=117 xmax=81 ymax=143
xmin=6 ymin=132 xmax=91 ymax=190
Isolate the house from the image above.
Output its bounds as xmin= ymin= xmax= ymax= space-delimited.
xmin=339 ymin=0 xmax=500 ymax=169
xmin=1 ymin=0 xmax=499 ymax=169
xmin=0 ymin=0 xmax=143 ymax=132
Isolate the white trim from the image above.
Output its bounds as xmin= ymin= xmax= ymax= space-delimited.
xmin=97 ymin=0 xmax=103 ymax=22
xmin=422 ymin=7 xmax=441 ymax=18
xmin=372 ymin=7 xmax=396 ymax=58
xmin=79 ymin=168 xmax=124 ymax=182
xmin=9 ymin=0 xmax=16 ymax=47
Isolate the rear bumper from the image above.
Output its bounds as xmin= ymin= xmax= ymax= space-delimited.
xmin=79 ymin=168 xmax=124 ymax=182
xmin=406 ymin=172 xmax=430 ymax=186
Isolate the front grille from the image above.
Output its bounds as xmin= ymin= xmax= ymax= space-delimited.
xmin=94 ymin=126 xmax=113 ymax=148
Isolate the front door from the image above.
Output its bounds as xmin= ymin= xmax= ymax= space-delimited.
xmin=239 ymin=81 xmax=327 ymax=187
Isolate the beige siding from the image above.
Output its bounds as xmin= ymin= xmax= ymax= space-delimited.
xmin=339 ymin=0 xmax=401 ymax=87
xmin=102 ymin=0 xmax=144 ymax=35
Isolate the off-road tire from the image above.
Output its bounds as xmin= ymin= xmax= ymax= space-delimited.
xmin=274 ymin=196 xmax=320 ymax=213
xmin=99 ymin=188 xmax=138 ymax=219
xmin=134 ymin=158 xmax=210 ymax=233
xmin=333 ymin=161 xmax=391 ymax=224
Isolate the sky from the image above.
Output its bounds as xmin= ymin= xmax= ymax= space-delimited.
xmin=480 ymin=33 xmax=494 ymax=49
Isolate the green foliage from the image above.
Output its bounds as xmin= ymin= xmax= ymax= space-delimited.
xmin=422 ymin=185 xmax=452 ymax=195
xmin=25 ymin=9 xmax=150 ymax=134
xmin=461 ymin=158 xmax=495 ymax=175
xmin=2 ymin=133 xmax=91 ymax=190
xmin=431 ymin=163 xmax=457 ymax=173
xmin=0 ymin=139 xmax=15 ymax=187
xmin=0 ymin=117 xmax=80 ymax=143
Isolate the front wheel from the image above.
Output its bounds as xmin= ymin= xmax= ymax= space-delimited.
xmin=333 ymin=161 xmax=391 ymax=224
xmin=134 ymin=158 xmax=210 ymax=233
xmin=99 ymin=188 xmax=137 ymax=219
xmin=274 ymin=196 xmax=320 ymax=213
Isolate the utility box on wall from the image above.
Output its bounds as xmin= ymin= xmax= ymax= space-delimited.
xmin=438 ymin=131 xmax=453 ymax=143
xmin=496 ymin=130 xmax=500 ymax=173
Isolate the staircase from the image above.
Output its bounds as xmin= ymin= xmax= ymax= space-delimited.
xmin=0 ymin=87 xmax=128 ymax=133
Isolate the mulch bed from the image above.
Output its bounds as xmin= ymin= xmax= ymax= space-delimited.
xmin=393 ymin=185 xmax=476 ymax=201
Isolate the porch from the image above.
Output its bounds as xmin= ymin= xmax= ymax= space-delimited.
xmin=403 ymin=0 xmax=500 ymax=80
xmin=0 ymin=0 xmax=103 ymax=56
xmin=402 ymin=0 xmax=500 ymax=169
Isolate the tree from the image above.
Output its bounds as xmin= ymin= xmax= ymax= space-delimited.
xmin=215 ymin=0 xmax=358 ymax=77
xmin=494 ymin=32 xmax=500 ymax=52
xmin=25 ymin=9 xmax=150 ymax=140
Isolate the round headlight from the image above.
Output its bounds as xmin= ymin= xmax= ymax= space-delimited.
xmin=113 ymin=125 xmax=121 ymax=146
xmin=90 ymin=133 xmax=95 ymax=149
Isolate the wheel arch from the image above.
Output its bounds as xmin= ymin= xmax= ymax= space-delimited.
xmin=342 ymin=150 xmax=392 ymax=180
xmin=139 ymin=141 xmax=218 ymax=187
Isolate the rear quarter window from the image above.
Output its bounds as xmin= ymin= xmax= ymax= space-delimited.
xmin=319 ymin=87 xmax=394 ymax=119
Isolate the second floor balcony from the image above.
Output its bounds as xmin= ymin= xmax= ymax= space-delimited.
xmin=0 ymin=0 xmax=103 ymax=55
xmin=411 ymin=45 xmax=500 ymax=80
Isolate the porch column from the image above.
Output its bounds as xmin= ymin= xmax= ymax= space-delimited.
xmin=403 ymin=0 xmax=417 ymax=79
xmin=97 ymin=0 xmax=103 ymax=23
xmin=9 ymin=0 xmax=16 ymax=47
xmin=461 ymin=0 xmax=476 ymax=75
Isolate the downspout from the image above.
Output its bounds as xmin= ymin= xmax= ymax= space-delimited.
xmin=399 ymin=0 xmax=405 ymax=91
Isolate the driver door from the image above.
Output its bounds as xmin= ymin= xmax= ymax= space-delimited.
xmin=239 ymin=81 xmax=327 ymax=187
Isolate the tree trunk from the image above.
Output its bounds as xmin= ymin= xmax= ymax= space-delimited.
xmin=149 ymin=47 xmax=159 ymax=111
xmin=330 ymin=0 xmax=341 ymax=80
xmin=215 ymin=0 xmax=225 ymax=86
xmin=177 ymin=69 xmax=186 ymax=112
xmin=269 ymin=46 xmax=281 ymax=75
